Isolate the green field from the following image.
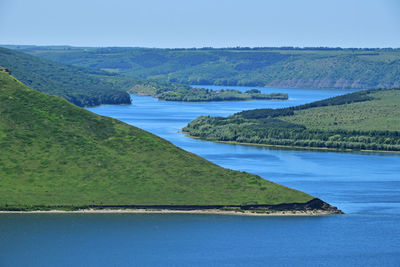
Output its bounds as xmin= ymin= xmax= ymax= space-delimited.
xmin=0 ymin=69 xmax=319 ymax=211
xmin=183 ymin=89 xmax=400 ymax=152
xmin=281 ymin=90 xmax=400 ymax=132
xmin=6 ymin=45 xmax=400 ymax=90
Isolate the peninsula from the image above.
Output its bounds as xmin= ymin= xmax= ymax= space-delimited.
xmin=0 ymin=69 xmax=341 ymax=215
xmin=183 ymin=89 xmax=400 ymax=152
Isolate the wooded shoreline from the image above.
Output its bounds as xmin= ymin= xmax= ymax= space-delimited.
xmin=183 ymin=133 xmax=400 ymax=154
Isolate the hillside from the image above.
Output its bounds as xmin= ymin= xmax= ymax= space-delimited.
xmin=183 ymin=89 xmax=400 ymax=152
xmin=7 ymin=45 xmax=400 ymax=90
xmin=0 ymin=47 xmax=134 ymax=107
xmin=0 ymin=69 xmax=341 ymax=213
xmin=1 ymin=46 xmax=264 ymax=105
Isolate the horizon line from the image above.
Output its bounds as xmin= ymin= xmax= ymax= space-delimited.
xmin=1 ymin=44 xmax=400 ymax=50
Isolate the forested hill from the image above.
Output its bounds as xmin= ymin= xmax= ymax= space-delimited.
xmin=0 ymin=69 xmax=338 ymax=213
xmin=7 ymin=45 xmax=400 ymax=90
xmin=0 ymin=47 xmax=134 ymax=107
xmin=183 ymin=89 xmax=400 ymax=152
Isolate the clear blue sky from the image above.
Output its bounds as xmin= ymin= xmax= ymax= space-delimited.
xmin=0 ymin=0 xmax=399 ymax=48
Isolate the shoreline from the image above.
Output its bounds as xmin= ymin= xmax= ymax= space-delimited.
xmin=183 ymin=134 xmax=400 ymax=154
xmin=0 ymin=208 xmax=337 ymax=216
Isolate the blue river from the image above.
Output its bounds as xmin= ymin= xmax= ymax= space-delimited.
xmin=1 ymin=86 xmax=399 ymax=266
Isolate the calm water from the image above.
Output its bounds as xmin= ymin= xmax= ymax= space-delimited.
xmin=1 ymin=86 xmax=400 ymax=266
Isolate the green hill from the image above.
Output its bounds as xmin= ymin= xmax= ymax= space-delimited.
xmin=0 ymin=69 xmax=340 ymax=213
xmin=183 ymin=89 xmax=400 ymax=152
xmin=7 ymin=45 xmax=400 ymax=90
xmin=0 ymin=47 xmax=134 ymax=107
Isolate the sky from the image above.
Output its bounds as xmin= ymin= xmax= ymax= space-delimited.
xmin=0 ymin=0 xmax=399 ymax=48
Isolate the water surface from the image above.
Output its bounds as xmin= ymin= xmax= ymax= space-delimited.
xmin=1 ymin=86 xmax=399 ymax=266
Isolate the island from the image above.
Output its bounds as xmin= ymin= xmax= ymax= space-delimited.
xmin=183 ymin=89 xmax=400 ymax=152
xmin=0 ymin=69 xmax=340 ymax=215
xmin=131 ymin=83 xmax=288 ymax=102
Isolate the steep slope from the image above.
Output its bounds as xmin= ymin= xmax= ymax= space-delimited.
xmin=0 ymin=70 xmax=340 ymax=213
xmin=9 ymin=45 xmax=400 ymax=90
xmin=184 ymin=89 xmax=400 ymax=152
xmin=0 ymin=47 xmax=132 ymax=107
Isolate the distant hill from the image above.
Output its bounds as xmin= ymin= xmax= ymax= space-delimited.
xmin=0 ymin=47 xmax=133 ymax=107
xmin=7 ymin=45 xmax=400 ymax=90
xmin=183 ymin=89 xmax=400 ymax=152
xmin=0 ymin=69 xmax=341 ymax=213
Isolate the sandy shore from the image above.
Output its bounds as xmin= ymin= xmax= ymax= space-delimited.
xmin=0 ymin=208 xmax=336 ymax=216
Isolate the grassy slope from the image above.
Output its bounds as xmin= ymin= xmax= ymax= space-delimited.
xmin=0 ymin=47 xmax=133 ymax=107
xmin=9 ymin=46 xmax=400 ymax=90
xmin=0 ymin=70 xmax=313 ymax=210
xmin=281 ymin=90 xmax=400 ymax=131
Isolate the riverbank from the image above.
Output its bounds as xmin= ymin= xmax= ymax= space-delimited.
xmin=0 ymin=208 xmax=339 ymax=216
xmin=0 ymin=199 xmax=343 ymax=216
xmin=183 ymin=133 xmax=400 ymax=154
